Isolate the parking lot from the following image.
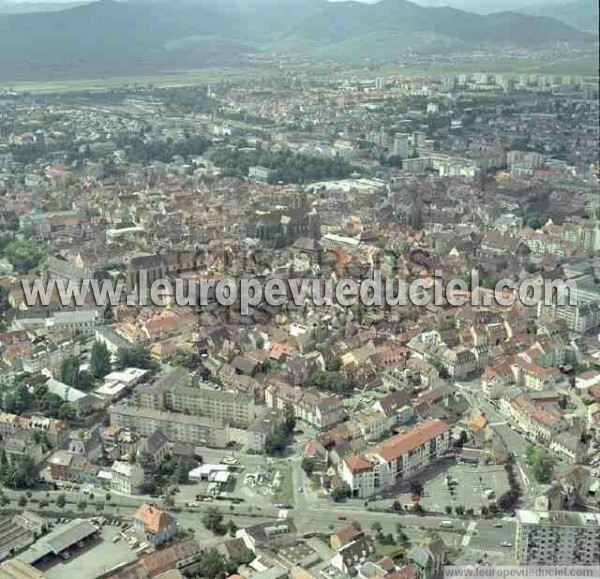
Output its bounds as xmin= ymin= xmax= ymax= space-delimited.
xmin=400 ymin=462 xmax=510 ymax=513
xmin=364 ymin=460 xmax=511 ymax=514
xmin=41 ymin=522 xmax=137 ymax=579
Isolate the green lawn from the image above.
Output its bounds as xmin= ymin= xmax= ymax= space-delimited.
xmin=375 ymin=541 xmax=406 ymax=559
xmin=0 ymin=66 xmax=271 ymax=93
xmin=374 ymin=56 xmax=600 ymax=78
xmin=271 ymin=462 xmax=294 ymax=504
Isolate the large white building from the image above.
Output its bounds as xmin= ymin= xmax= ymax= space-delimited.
xmin=109 ymin=404 xmax=228 ymax=447
xmin=341 ymin=420 xmax=451 ymax=498
xmin=135 ymin=370 xmax=256 ymax=428
xmin=516 ymin=510 xmax=600 ymax=565
xmin=110 ymin=460 xmax=145 ymax=495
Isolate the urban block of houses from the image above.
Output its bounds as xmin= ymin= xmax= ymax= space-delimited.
xmin=265 ymin=381 xmax=345 ymax=429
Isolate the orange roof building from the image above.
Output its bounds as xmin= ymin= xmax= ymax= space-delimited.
xmin=374 ymin=420 xmax=451 ymax=463
xmin=133 ymin=503 xmax=178 ymax=547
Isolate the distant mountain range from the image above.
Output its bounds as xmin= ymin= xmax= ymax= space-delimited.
xmin=521 ymin=0 xmax=599 ymax=33
xmin=0 ymin=0 xmax=594 ymax=82
xmin=0 ymin=1 xmax=88 ymax=14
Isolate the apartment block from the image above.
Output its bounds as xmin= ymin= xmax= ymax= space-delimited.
xmin=516 ymin=510 xmax=600 ymax=565
xmin=109 ymin=404 xmax=228 ymax=448
xmin=341 ymin=420 xmax=451 ymax=498
xmin=135 ymin=371 xmax=255 ymax=428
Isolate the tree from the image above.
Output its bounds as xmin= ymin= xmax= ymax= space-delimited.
xmin=312 ymin=370 xmax=353 ymax=393
xmin=498 ymin=489 xmax=519 ymax=512
xmin=90 ymin=341 xmax=111 ymax=379
xmin=18 ymin=495 xmax=27 ymax=507
xmin=372 ymin=521 xmax=382 ymax=533
xmin=12 ymin=455 xmax=38 ymax=488
xmin=455 ymin=430 xmax=468 ymax=448
xmin=330 ymin=484 xmax=351 ymax=502
xmin=117 ymin=346 xmax=156 ymax=370
xmin=445 ymin=505 xmax=452 ymax=514
xmin=56 ymin=493 xmax=67 ymax=509
xmin=40 ymin=392 xmax=64 ymax=417
xmin=411 ymin=503 xmax=425 ymax=515
xmin=396 ymin=523 xmax=411 ymax=547
xmin=76 ymin=370 xmax=94 ymax=391
xmin=197 ymin=548 xmax=229 ymax=579
xmin=301 ymin=458 xmax=316 ymax=477
xmin=58 ymin=403 xmax=76 ymax=421
xmin=105 ymin=493 xmax=111 ymax=502
xmin=391 ymin=500 xmax=402 ymax=513
xmin=525 ymin=445 xmax=556 ymax=484
xmin=77 ymin=500 xmax=87 ymax=511
xmin=326 ymin=358 xmax=341 ymax=372
xmin=169 ymin=349 xmax=200 ymax=370
xmin=60 ymin=357 xmax=80 ymax=386
xmin=227 ymin=520 xmax=238 ymax=536
xmin=3 ymin=240 xmax=44 ymax=273
xmin=265 ymin=426 xmax=290 ymax=456
xmin=409 ymin=481 xmax=424 ymax=496
xmin=103 ymin=302 xmax=114 ymax=323
xmin=283 ymin=402 xmax=295 ymax=435
xmin=202 ymin=507 xmax=226 ymax=535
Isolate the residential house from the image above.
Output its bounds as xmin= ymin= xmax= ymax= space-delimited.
xmin=406 ymin=538 xmax=448 ymax=579
xmin=331 ymin=534 xmax=376 ymax=575
xmin=110 ymin=460 xmax=145 ymax=495
xmin=133 ymin=503 xmax=179 ymax=547
xmin=137 ymin=429 xmax=170 ymax=464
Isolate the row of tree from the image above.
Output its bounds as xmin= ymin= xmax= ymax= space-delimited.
xmin=209 ymin=147 xmax=358 ymax=184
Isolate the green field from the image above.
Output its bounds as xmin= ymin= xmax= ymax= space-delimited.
xmin=0 ymin=66 xmax=272 ymax=94
xmin=374 ymin=56 xmax=600 ymax=78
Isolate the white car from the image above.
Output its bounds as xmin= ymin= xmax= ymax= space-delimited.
xmin=501 ymin=541 xmax=512 ymax=548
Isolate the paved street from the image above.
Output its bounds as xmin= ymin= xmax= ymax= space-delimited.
xmin=453 ymin=378 xmax=572 ymax=506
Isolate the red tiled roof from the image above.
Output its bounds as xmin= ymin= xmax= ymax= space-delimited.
xmin=344 ymin=454 xmax=374 ymax=474
xmin=134 ymin=503 xmax=175 ymax=534
xmin=513 ymin=396 xmax=562 ymax=428
xmin=374 ymin=420 xmax=450 ymax=462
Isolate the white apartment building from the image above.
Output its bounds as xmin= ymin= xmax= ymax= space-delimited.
xmin=341 ymin=420 xmax=451 ymax=498
xmin=516 ymin=510 xmax=600 ymax=565
xmin=110 ymin=460 xmax=145 ymax=495
xmin=135 ymin=372 xmax=256 ymax=428
xmin=109 ymin=404 xmax=228 ymax=447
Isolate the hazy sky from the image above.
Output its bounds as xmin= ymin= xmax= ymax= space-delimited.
xmin=1 ymin=0 xmax=565 ymax=9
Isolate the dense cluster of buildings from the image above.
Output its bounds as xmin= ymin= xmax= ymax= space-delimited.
xmin=0 ymin=64 xmax=598 ymax=577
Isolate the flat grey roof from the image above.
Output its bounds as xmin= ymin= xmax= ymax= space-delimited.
xmin=18 ymin=520 xmax=97 ymax=564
